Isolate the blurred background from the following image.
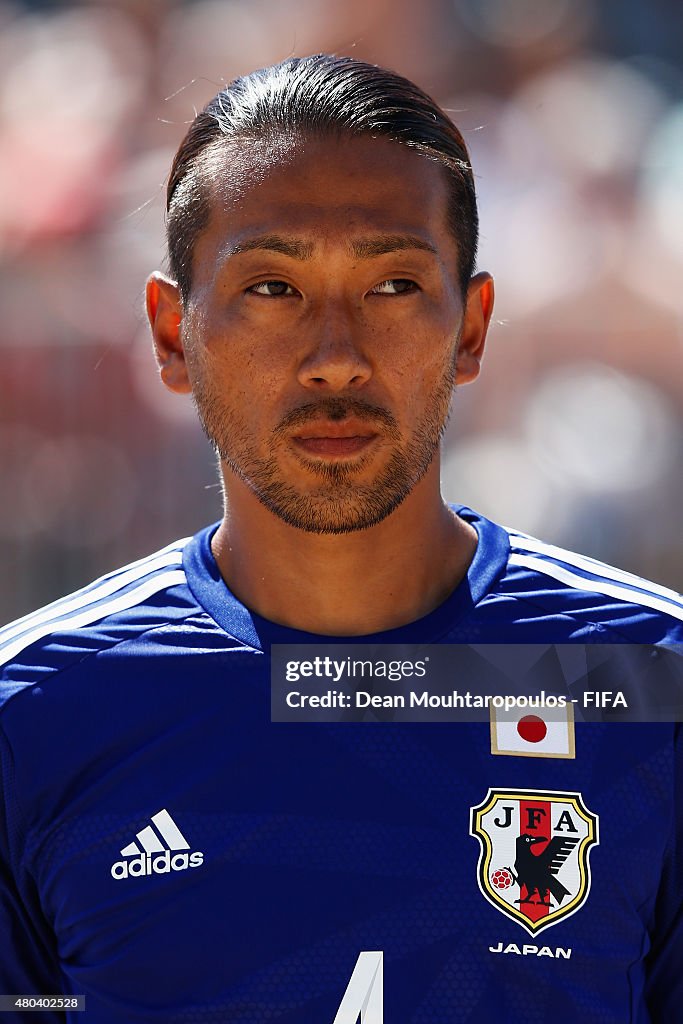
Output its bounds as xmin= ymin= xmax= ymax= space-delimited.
xmin=1 ymin=0 xmax=682 ymax=623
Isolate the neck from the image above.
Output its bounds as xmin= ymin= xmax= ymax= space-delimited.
xmin=210 ymin=462 xmax=477 ymax=636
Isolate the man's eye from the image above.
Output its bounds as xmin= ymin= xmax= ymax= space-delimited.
xmin=248 ymin=280 xmax=297 ymax=296
xmin=369 ymin=279 xmax=418 ymax=295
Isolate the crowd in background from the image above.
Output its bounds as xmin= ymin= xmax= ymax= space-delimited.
xmin=1 ymin=0 xmax=682 ymax=622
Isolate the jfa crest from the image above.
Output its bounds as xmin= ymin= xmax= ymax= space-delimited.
xmin=470 ymin=788 xmax=599 ymax=935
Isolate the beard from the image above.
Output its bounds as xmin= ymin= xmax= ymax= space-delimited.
xmin=191 ymin=369 xmax=455 ymax=535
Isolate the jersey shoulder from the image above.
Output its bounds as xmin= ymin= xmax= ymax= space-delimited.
xmin=0 ymin=536 xmax=199 ymax=707
xmin=501 ymin=524 xmax=683 ymax=642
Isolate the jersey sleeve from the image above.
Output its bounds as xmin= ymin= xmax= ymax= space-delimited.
xmin=0 ymin=723 xmax=66 ymax=1021
xmin=643 ymin=723 xmax=683 ymax=1021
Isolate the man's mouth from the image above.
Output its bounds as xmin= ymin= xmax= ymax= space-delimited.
xmin=292 ymin=419 xmax=379 ymax=457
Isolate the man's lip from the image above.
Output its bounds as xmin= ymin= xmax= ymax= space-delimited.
xmin=290 ymin=421 xmax=380 ymax=457
xmin=293 ymin=435 xmax=377 ymax=457
xmin=292 ymin=419 xmax=379 ymax=441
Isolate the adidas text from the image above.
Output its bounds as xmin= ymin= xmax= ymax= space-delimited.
xmin=111 ymin=850 xmax=204 ymax=880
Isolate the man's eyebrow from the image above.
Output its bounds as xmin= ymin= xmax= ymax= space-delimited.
xmin=350 ymin=234 xmax=438 ymax=259
xmin=220 ymin=233 xmax=438 ymax=262
xmin=222 ymin=235 xmax=314 ymax=260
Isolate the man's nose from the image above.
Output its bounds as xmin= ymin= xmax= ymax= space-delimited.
xmin=296 ymin=302 xmax=372 ymax=391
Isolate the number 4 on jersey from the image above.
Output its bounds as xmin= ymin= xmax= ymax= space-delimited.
xmin=333 ymin=951 xmax=383 ymax=1023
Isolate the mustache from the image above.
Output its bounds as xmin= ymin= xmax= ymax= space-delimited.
xmin=274 ymin=397 xmax=398 ymax=434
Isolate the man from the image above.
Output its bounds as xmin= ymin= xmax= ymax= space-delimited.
xmin=1 ymin=55 xmax=681 ymax=1023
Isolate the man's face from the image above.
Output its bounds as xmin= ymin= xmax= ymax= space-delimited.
xmin=152 ymin=133 xmax=492 ymax=534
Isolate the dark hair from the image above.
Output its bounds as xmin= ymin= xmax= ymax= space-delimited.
xmin=166 ymin=55 xmax=478 ymax=301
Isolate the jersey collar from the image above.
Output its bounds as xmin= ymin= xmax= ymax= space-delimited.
xmin=183 ymin=505 xmax=510 ymax=650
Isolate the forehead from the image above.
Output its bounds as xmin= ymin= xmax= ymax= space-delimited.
xmin=191 ymin=132 xmax=457 ymax=268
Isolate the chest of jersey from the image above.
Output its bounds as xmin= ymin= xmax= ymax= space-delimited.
xmin=14 ymin=649 xmax=673 ymax=1022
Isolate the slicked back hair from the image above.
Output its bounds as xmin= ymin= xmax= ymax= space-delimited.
xmin=166 ymin=55 xmax=479 ymax=302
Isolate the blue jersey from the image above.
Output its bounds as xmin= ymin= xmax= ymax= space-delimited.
xmin=1 ymin=507 xmax=682 ymax=1023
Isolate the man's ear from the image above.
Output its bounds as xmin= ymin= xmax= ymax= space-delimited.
xmin=455 ymin=271 xmax=495 ymax=385
xmin=146 ymin=273 xmax=192 ymax=394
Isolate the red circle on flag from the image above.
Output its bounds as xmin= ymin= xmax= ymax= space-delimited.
xmin=517 ymin=714 xmax=547 ymax=743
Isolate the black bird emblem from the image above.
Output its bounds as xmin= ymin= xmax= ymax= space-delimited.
xmin=506 ymin=833 xmax=579 ymax=907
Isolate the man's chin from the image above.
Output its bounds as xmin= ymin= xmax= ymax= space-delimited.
xmin=253 ymin=486 xmax=412 ymax=535
xmin=219 ymin=437 xmax=440 ymax=533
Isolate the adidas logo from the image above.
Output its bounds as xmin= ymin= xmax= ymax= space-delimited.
xmin=110 ymin=808 xmax=204 ymax=880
